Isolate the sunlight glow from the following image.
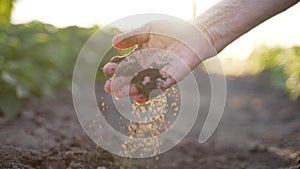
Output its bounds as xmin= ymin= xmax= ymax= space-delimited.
xmin=12 ymin=0 xmax=300 ymax=60
xmin=12 ymin=0 xmax=194 ymax=27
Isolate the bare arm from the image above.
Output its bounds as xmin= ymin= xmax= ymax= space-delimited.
xmin=193 ymin=0 xmax=299 ymax=52
xmin=103 ymin=0 xmax=299 ymax=103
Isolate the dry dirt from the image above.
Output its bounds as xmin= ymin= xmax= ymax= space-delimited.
xmin=0 ymin=71 xmax=299 ymax=169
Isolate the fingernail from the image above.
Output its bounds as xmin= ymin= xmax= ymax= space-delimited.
xmin=104 ymin=81 xmax=112 ymax=93
xmin=134 ymin=94 xmax=148 ymax=104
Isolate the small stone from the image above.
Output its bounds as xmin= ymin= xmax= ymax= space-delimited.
xmin=69 ymin=161 xmax=81 ymax=168
xmin=96 ymin=167 xmax=107 ymax=169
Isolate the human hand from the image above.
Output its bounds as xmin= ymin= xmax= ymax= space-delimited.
xmin=103 ymin=20 xmax=217 ymax=104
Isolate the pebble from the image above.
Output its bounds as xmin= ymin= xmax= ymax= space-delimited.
xmin=69 ymin=161 xmax=81 ymax=168
xmin=96 ymin=167 xmax=107 ymax=169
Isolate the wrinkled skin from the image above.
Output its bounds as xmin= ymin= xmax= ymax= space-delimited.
xmin=102 ymin=0 xmax=299 ymax=104
xmin=103 ymin=21 xmax=205 ymax=104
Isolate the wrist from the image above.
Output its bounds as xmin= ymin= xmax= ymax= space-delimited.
xmin=189 ymin=19 xmax=220 ymax=53
xmin=187 ymin=19 xmax=218 ymax=61
xmin=191 ymin=0 xmax=299 ymax=53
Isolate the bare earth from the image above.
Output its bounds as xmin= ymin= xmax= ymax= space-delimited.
xmin=0 ymin=71 xmax=299 ymax=169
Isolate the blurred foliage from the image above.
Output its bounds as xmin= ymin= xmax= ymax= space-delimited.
xmin=0 ymin=21 xmax=121 ymax=118
xmin=0 ymin=0 xmax=14 ymax=26
xmin=247 ymin=46 xmax=300 ymax=100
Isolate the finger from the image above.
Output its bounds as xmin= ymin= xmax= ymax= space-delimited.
xmin=112 ymin=26 xmax=150 ymax=49
xmin=104 ymin=76 xmax=132 ymax=94
xmin=111 ymin=76 xmax=132 ymax=93
xmin=103 ymin=62 xmax=118 ymax=75
xmin=114 ymin=84 xmax=139 ymax=99
xmin=134 ymin=94 xmax=149 ymax=104
xmin=104 ymin=79 xmax=112 ymax=93
xmin=158 ymin=76 xmax=176 ymax=91
xmin=103 ymin=55 xmax=127 ymax=75
xmin=104 ymin=77 xmax=124 ymax=94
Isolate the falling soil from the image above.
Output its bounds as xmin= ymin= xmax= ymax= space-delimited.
xmin=0 ymin=71 xmax=299 ymax=169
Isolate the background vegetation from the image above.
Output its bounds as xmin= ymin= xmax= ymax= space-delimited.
xmin=0 ymin=21 xmax=122 ymax=118
xmin=246 ymin=46 xmax=300 ymax=100
xmin=0 ymin=0 xmax=299 ymax=118
xmin=0 ymin=21 xmax=96 ymax=117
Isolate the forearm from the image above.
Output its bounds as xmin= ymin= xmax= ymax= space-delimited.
xmin=193 ymin=0 xmax=299 ymax=52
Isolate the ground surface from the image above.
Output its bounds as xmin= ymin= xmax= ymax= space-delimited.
xmin=0 ymin=71 xmax=299 ymax=169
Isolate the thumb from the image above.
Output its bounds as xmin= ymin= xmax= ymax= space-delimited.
xmin=112 ymin=25 xmax=150 ymax=49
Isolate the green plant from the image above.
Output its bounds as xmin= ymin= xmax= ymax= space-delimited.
xmin=0 ymin=0 xmax=14 ymax=26
xmin=247 ymin=45 xmax=300 ymax=100
xmin=0 ymin=21 xmax=121 ymax=118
